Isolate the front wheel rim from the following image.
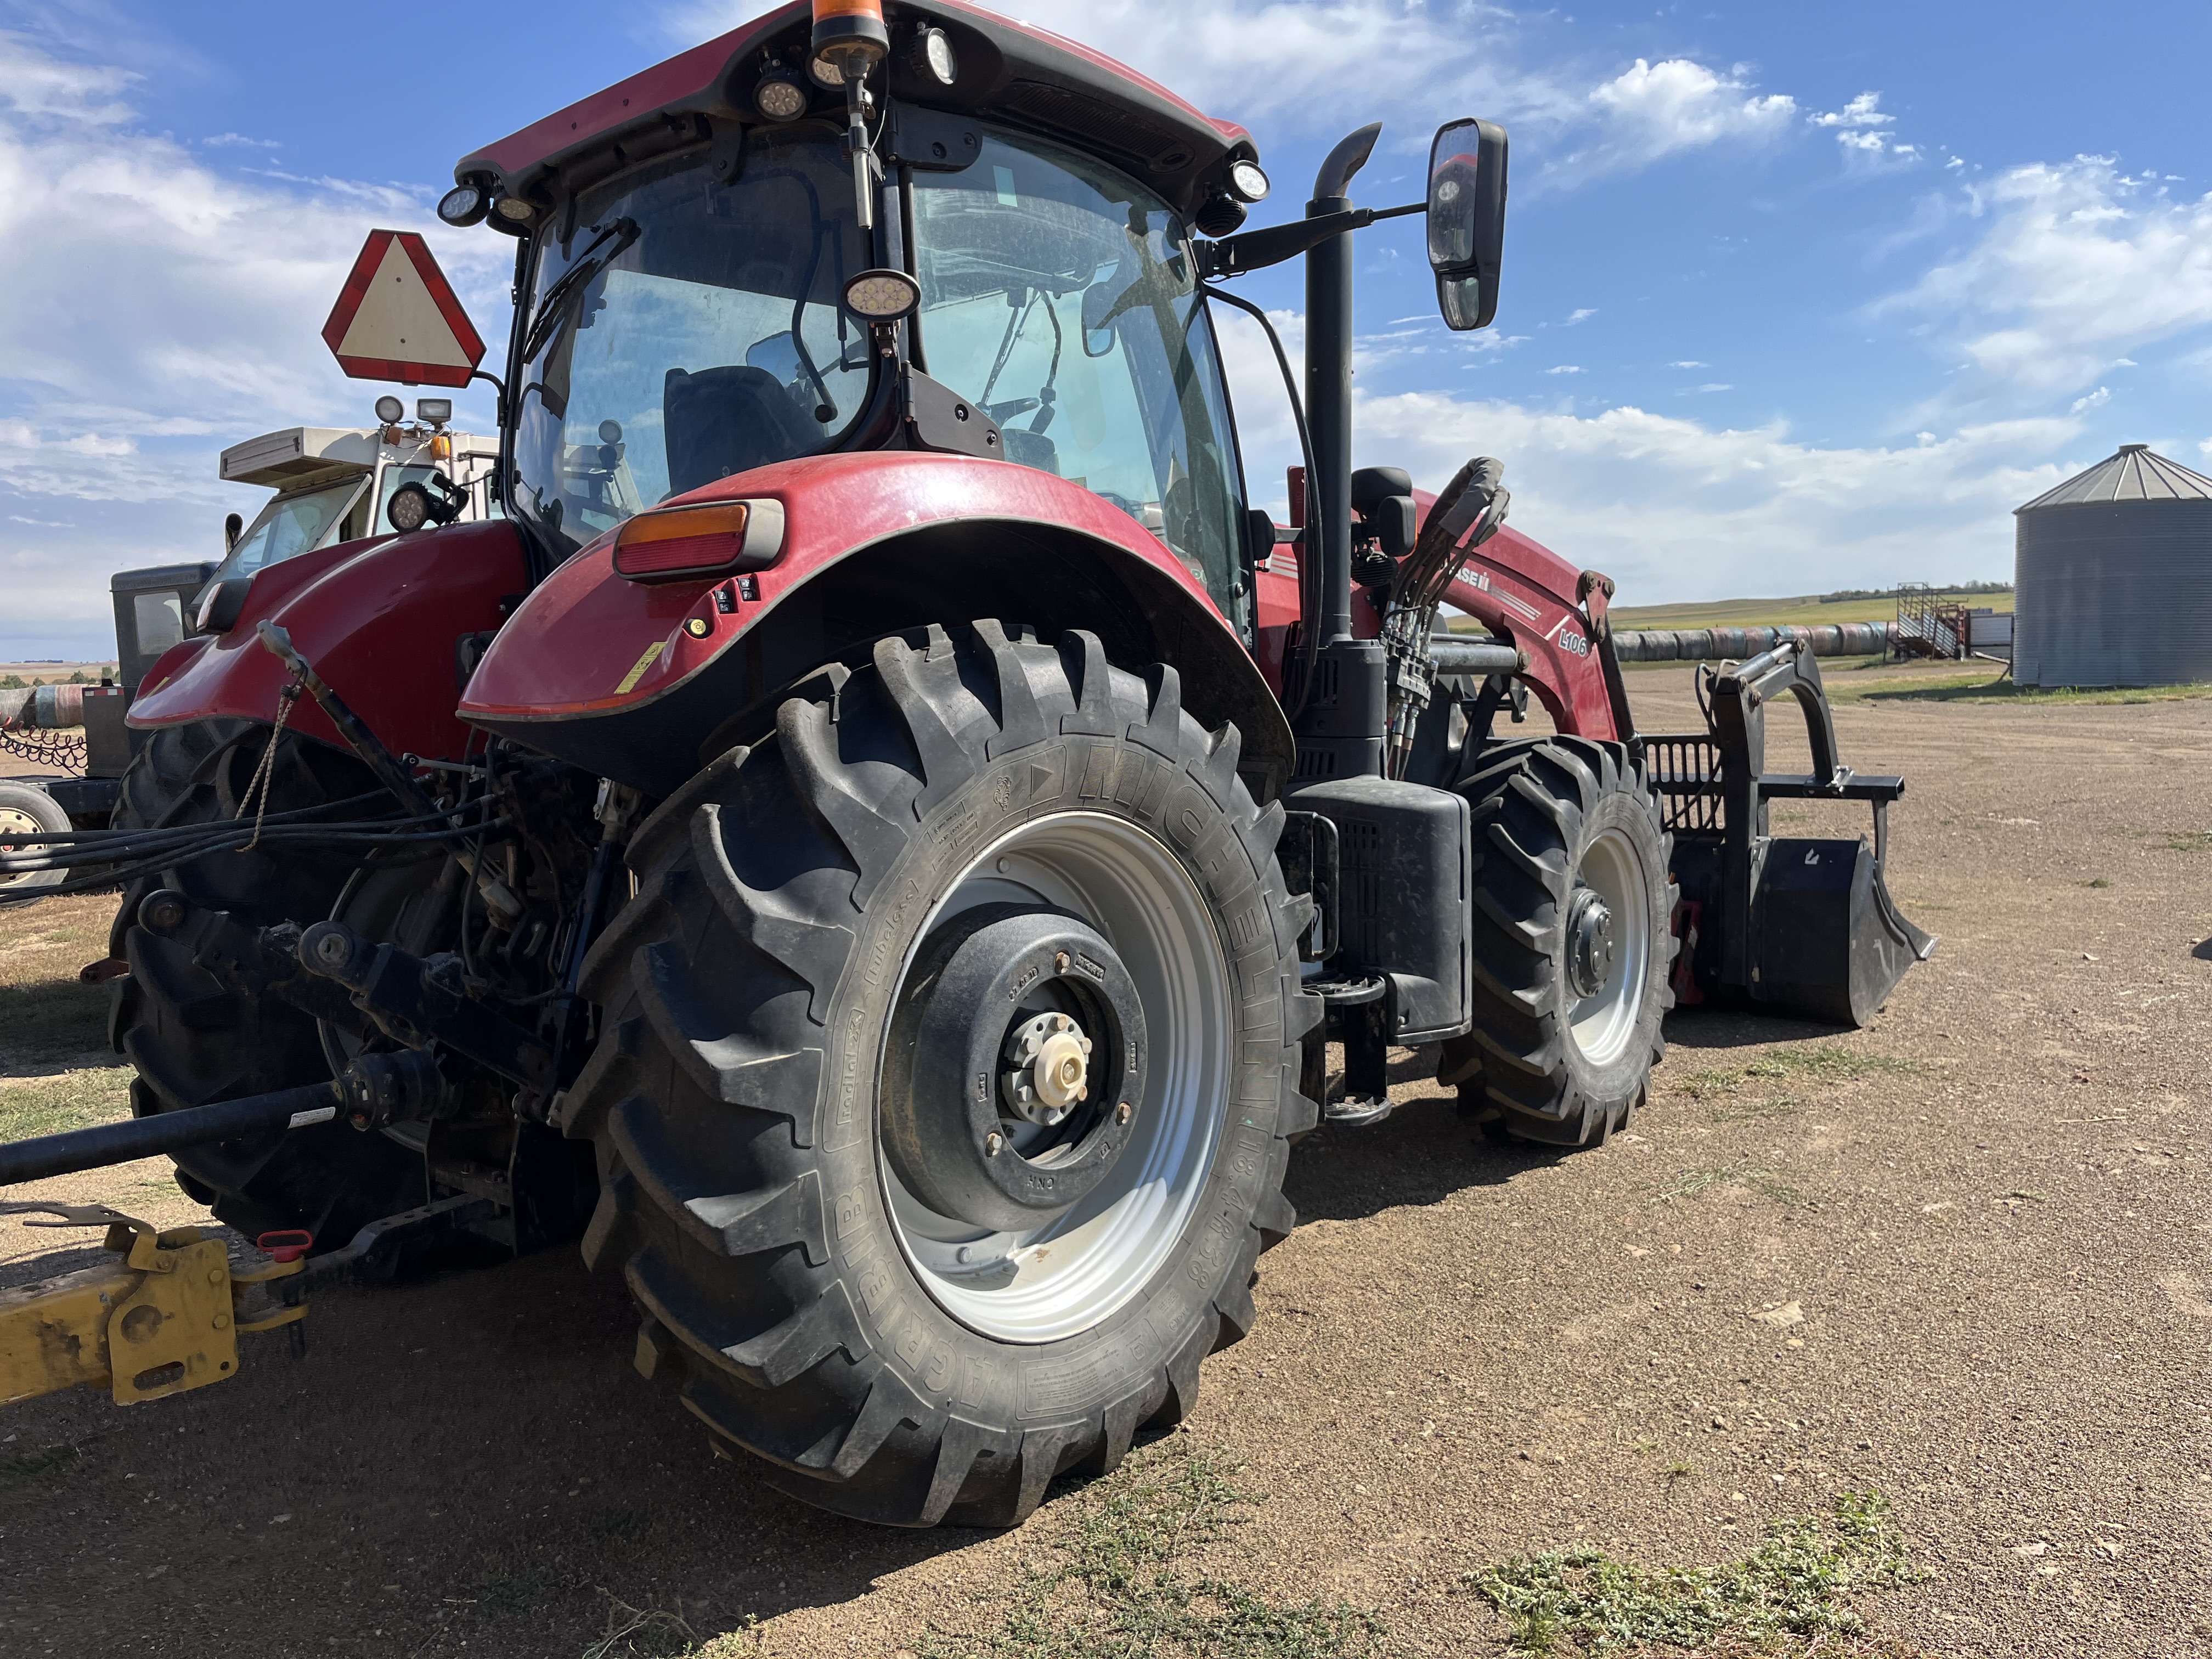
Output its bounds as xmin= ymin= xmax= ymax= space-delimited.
xmin=1567 ymin=825 xmax=1650 ymax=1068
xmin=878 ymin=811 xmax=1233 ymax=1345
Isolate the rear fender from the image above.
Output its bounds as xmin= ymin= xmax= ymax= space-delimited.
xmin=131 ymin=522 xmax=528 ymax=763
xmin=460 ymin=452 xmax=1293 ymax=801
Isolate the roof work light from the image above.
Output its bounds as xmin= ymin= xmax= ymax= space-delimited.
xmin=753 ymin=63 xmax=810 ymax=121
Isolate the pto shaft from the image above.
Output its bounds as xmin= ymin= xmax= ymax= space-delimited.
xmin=0 ymin=1084 xmax=340 ymax=1187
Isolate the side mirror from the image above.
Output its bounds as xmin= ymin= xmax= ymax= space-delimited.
xmin=1427 ymin=118 xmax=1509 ymax=331
xmin=224 ymin=512 xmax=243 ymax=551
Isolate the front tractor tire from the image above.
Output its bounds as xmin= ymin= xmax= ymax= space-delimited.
xmin=1440 ymin=737 xmax=1675 ymax=1147
xmin=566 ymin=622 xmax=1318 ymax=1527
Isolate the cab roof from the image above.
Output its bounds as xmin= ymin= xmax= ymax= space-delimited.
xmin=455 ymin=1 xmax=1257 ymax=222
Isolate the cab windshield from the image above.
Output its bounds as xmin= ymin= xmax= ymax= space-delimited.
xmin=220 ymin=478 xmax=365 ymax=577
xmin=511 ymin=130 xmax=875 ymax=552
xmin=504 ymin=122 xmax=1248 ymax=613
xmin=912 ymin=132 xmax=1244 ymax=605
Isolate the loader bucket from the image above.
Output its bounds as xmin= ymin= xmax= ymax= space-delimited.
xmin=1643 ymin=639 xmax=1937 ymax=1029
xmin=1751 ymin=836 xmax=1937 ymax=1026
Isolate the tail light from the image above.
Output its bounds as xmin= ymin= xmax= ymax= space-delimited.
xmin=611 ymin=500 xmax=786 ymax=583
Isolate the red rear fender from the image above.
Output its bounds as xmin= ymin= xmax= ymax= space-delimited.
xmin=131 ymin=522 xmax=528 ymax=763
xmin=461 ymin=452 xmax=1293 ymax=800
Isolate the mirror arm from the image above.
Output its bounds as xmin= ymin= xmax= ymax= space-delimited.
xmin=468 ymin=368 xmax=507 ymax=427
xmin=1197 ymin=201 xmax=1425 ymax=281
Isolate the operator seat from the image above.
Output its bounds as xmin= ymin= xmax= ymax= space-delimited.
xmin=663 ymin=366 xmax=823 ymax=498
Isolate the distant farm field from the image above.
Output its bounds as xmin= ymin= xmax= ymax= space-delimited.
xmin=1607 ymin=589 xmax=2013 ymax=631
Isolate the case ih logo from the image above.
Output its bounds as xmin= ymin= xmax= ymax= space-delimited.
xmin=322 ymin=229 xmax=487 ymax=388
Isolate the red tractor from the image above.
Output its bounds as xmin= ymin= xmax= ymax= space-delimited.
xmin=0 ymin=0 xmax=1927 ymax=1524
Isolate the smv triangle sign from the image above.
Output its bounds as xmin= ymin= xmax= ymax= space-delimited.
xmin=323 ymin=229 xmax=487 ymax=388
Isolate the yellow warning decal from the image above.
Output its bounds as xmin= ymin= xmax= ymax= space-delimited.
xmin=615 ymin=641 xmax=667 ymax=696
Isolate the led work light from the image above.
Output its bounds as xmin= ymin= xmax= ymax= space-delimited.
xmin=842 ymin=269 xmax=922 ymax=321
xmin=753 ymin=64 xmax=810 ymax=121
xmin=438 ymin=184 xmax=489 ymax=227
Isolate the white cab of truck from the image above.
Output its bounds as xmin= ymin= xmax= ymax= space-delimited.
xmin=214 ymin=397 xmax=498 ymax=582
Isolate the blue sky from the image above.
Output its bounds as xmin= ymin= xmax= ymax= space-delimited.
xmin=5 ymin=0 xmax=2212 ymax=657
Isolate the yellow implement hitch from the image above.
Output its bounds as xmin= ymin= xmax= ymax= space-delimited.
xmin=0 ymin=1204 xmax=307 ymax=1408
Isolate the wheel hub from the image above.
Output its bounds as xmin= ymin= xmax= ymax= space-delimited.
xmin=882 ymin=905 xmax=1148 ymax=1235
xmin=0 ymin=806 xmax=40 ymax=890
xmin=1003 ymin=1012 xmax=1092 ymax=1125
xmin=1566 ymin=887 xmax=1615 ymax=1001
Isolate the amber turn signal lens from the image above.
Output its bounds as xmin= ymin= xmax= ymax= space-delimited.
xmin=613 ymin=503 xmax=751 ymax=582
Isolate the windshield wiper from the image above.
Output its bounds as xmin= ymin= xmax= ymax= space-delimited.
xmin=522 ymin=218 xmax=639 ymax=364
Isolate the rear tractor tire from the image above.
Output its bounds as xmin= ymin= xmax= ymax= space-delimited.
xmin=566 ymin=622 xmax=1318 ymax=1527
xmin=1440 ymin=737 xmax=1675 ymax=1147
xmin=108 ymin=720 xmax=422 ymax=1240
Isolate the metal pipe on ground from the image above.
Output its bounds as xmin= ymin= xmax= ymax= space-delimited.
xmin=1611 ymin=622 xmax=1894 ymax=663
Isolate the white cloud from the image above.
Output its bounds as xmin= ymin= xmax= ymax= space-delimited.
xmin=1564 ymin=307 xmax=1598 ymax=325
xmin=1689 ymin=383 xmax=1733 ymax=393
xmin=1887 ymin=156 xmax=2212 ymax=409
xmin=1212 ymin=297 xmax=2066 ymax=599
xmin=1811 ymin=92 xmax=1892 ymax=130
xmin=2069 ymin=386 xmax=2111 ymax=414
xmin=0 ymin=31 xmax=135 ymax=124
xmin=1558 ymin=58 xmax=1796 ymax=183
xmin=1668 ymin=359 xmax=1709 ymax=369
xmin=1810 ymin=89 xmax=1917 ymax=165
xmin=1545 ymin=364 xmax=1585 ymax=375
xmin=0 ymin=30 xmax=507 ymax=654
xmin=202 ymin=132 xmax=281 ymax=150
xmin=1352 ymin=394 xmax=2069 ymax=599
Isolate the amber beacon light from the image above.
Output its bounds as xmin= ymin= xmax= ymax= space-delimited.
xmin=812 ymin=0 xmax=889 ymax=69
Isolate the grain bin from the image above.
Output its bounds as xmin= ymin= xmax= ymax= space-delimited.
xmin=2014 ymin=444 xmax=2212 ymax=686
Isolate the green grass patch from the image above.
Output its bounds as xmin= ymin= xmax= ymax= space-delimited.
xmin=1466 ymin=1491 xmax=1926 ymax=1656
xmin=1708 ymin=1095 xmax=1800 ymax=1124
xmin=1655 ymin=1163 xmax=1804 ymax=1206
xmin=919 ymin=1440 xmax=1385 ymax=1659
xmin=0 ymin=979 xmax=113 ymax=1065
xmin=2165 ymin=831 xmax=2212 ymax=854
xmin=1832 ymin=674 xmax=2212 ymax=706
xmin=0 ymin=1068 xmax=131 ymax=1141
xmin=1675 ymin=1047 xmax=1912 ymax=1104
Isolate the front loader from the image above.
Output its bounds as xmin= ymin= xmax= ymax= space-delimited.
xmin=0 ymin=0 xmax=1929 ymax=1526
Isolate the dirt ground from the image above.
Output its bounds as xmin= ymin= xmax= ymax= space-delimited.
xmin=1 ymin=664 xmax=2206 ymax=1658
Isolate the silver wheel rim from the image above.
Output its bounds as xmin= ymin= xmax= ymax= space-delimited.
xmin=1568 ymin=826 xmax=1649 ymax=1068
xmin=0 ymin=806 xmax=41 ymax=891
xmin=879 ymin=812 xmax=1233 ymax=1345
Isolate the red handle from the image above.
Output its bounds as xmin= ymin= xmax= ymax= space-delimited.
xmin=257 ymin=1228 xmax=314 ymax=1265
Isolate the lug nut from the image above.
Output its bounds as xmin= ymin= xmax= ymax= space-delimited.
xmin=1116 ymin=1102 xmax=1133 ymax=1126
xmin=1054 ymin=951 xmax=1070 ymax=973
xmin=985 ymin=1132 xmax=1007 ymax=1156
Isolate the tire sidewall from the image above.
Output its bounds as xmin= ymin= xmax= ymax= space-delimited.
xmin=808 ymin=721 xmax=1281 ymax=1418
xmin=0 ymin=781 xmax=69 ymax=906
xmin=1558 ymin=785 xmax=1671 ymax=1102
